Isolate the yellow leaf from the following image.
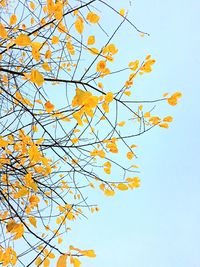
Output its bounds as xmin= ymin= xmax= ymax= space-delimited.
xmin=42 ymin=62 xmax=51 ymax=71
xmin=71 ymin=138 xmax=78 ymax=144
xmin=107 ymin=44 xmax=118 ymax=55
xmin=75 ymin=16 xmax=84 ymax=34
xmin=44 ymin=258 xmax=50 ymax=267
xmin=0 ymin=23 xmax=8 ymax=38
xmin=126 ymin=151 xmax=134 ymax=160
xmin=119 ymin=8 xmax=125 ymax=16
xmin=144 ymin=112 xmax=150 ymax=118
xmin=31 ymin=41 xmax=42 ymax=50
xmin=87 ymin=35 xmax=95 ymax=45
xmin=30 ymin=69 xmax=44 ymax=86
xmin=6 ymin=220 xmax=17 ymax=232
xmin=104 ymin=189 xmax=115 ymax=197
xmin=35 ymin=257 xmax=42 ymax=266
xmin=124 ymin=90 xmax=131 ymax=96
xmin=117 ymin=183 xmax=128 ymax=191
xmin=117 ymin=121 xmax=125 ymax=127
xmin=49 ymin=252 xmax=55 ymax=259
xmin=159 ymin=123 xmax=169 ymax=129
xmin=30 ymin=1 xmax=35 ymax=10
xmin=52 ymin=35 xmax=59 ymax=44
xmin=86 ymin=12 xmax=100 ymax=23
xmin=163 ymin=116 xmax=173 ymax=122
xmin=29 ymin=195 xmax=40 ymax=205
xmin=57 ymin=254 xmax=67 ymax=267
xmin=10 ymin=14 xmax=17 ymax=25
xmin=12 ymin=223 xmax=24 ymax=240
xmin=32 ymin=125 xmax=38 ymax=132
xmin=45 ymin=49 xmax=52 ymax=59
xmin=89 ymin=47 xmax=99 ymax=55
xmin=81 ymin=250 xmax=96 ymax=258
xmin=163 ymin=92 xmax=169 ymax=97
xmin=54 ymin=1 xmax=63 ymax=20
xmin=105 ymin=92 xmax=113 ymax=103
xmin=129 ymin=60 xmax=139 ymax=71
xmin=15 ymin=34 xmax=31 ymax=46
xmin=29 ymin=216 xmax=37 ymax=227
xmin=71 ymin=257 xmax=81 ymax=267
xmin=14 ymin=188 xmax=29 ymax=199
xmin=58 ymin=237 xmax=63 ymax=244
xmin=96 ymin=60 xmax=106 ymax=72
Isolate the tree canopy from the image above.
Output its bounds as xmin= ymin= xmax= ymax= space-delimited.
xmin=0 ymin=0 xmax=181 ymax=266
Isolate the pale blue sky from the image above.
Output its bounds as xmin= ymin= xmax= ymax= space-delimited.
xmin=64 ymin=1 xmax=200 ymax=267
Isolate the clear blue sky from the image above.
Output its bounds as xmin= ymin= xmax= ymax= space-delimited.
xmin=64 ymin=1 xmax=200 ymax=267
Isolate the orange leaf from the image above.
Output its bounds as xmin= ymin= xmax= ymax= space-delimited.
xmin=45 ymin=101 xmax=54 ymax=113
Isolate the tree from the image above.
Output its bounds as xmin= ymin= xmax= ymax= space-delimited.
xmin=0 ymin=0 xmax=181 ymax=266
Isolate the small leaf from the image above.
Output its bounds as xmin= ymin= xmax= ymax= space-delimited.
xmin=75 ymin=16 xmax=84 ymax=34
xmin=86 ymin=12 xmax=100 ymax=23
xmin=29 ymin=216 xmax=37 ymax=228
xmin=87 ymin=35 xmax=95 ymax=45
xmin=10 ymin=14 xmax=17 ymax=25
xmin=45 ymin=101 xmax=54 ymax=113
xmin=126 ymin=152 xmax=134 ymax=160
xmin=81 ymin=250 xmax=96 ymax=258
xmin=57 ymin=254 xmax=67 ymax=267
xmin=117 ymin=183 xmax=128 ymax=191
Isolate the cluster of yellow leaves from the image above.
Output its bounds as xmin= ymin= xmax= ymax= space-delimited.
xmin=147 ymin=114 xmax=174 ymax=129
xmin=54 ymin=246 xmax=96 ymax=267
xmin=0 ymin=247 xmax=17 ymax=266
xmin=103 ymin=161 xmax=111 ymax=174
xmin=90 ymin=149 xmax=105 ymax=158
xmin=167 ymin=92 xmax=182 ymax=106
xmin=129 ymin=60 xmax=139 ymax=71
xmin=140 ymin=55 xmax=156 ymax=74
xmin=99 ymin=176 xmax=140 ymax=197
xmin=46 ymin=0 xmax=64 ymax=20
xmin=35 ymin=247 xmax=55 ymax=267
xmin=15 ymin=34 xmax=31 ymax=46
xmin=6 ymin=220 xmax=24 ymax=240
xmin=104 ymin=138 xmax=119 ymax=153
xmin=72 ymin=88 xmax=99 ymax=125
xmin=102 ymin=43 xmax=118 ymax=61
xmin=125 ymin=60 xmax=139 ymax=88
xmin=125 ymin=55 xmax=155 ymax=88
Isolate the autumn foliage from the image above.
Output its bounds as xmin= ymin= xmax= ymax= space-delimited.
xmin=0 ymin=0 xmax=181 ymax=266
